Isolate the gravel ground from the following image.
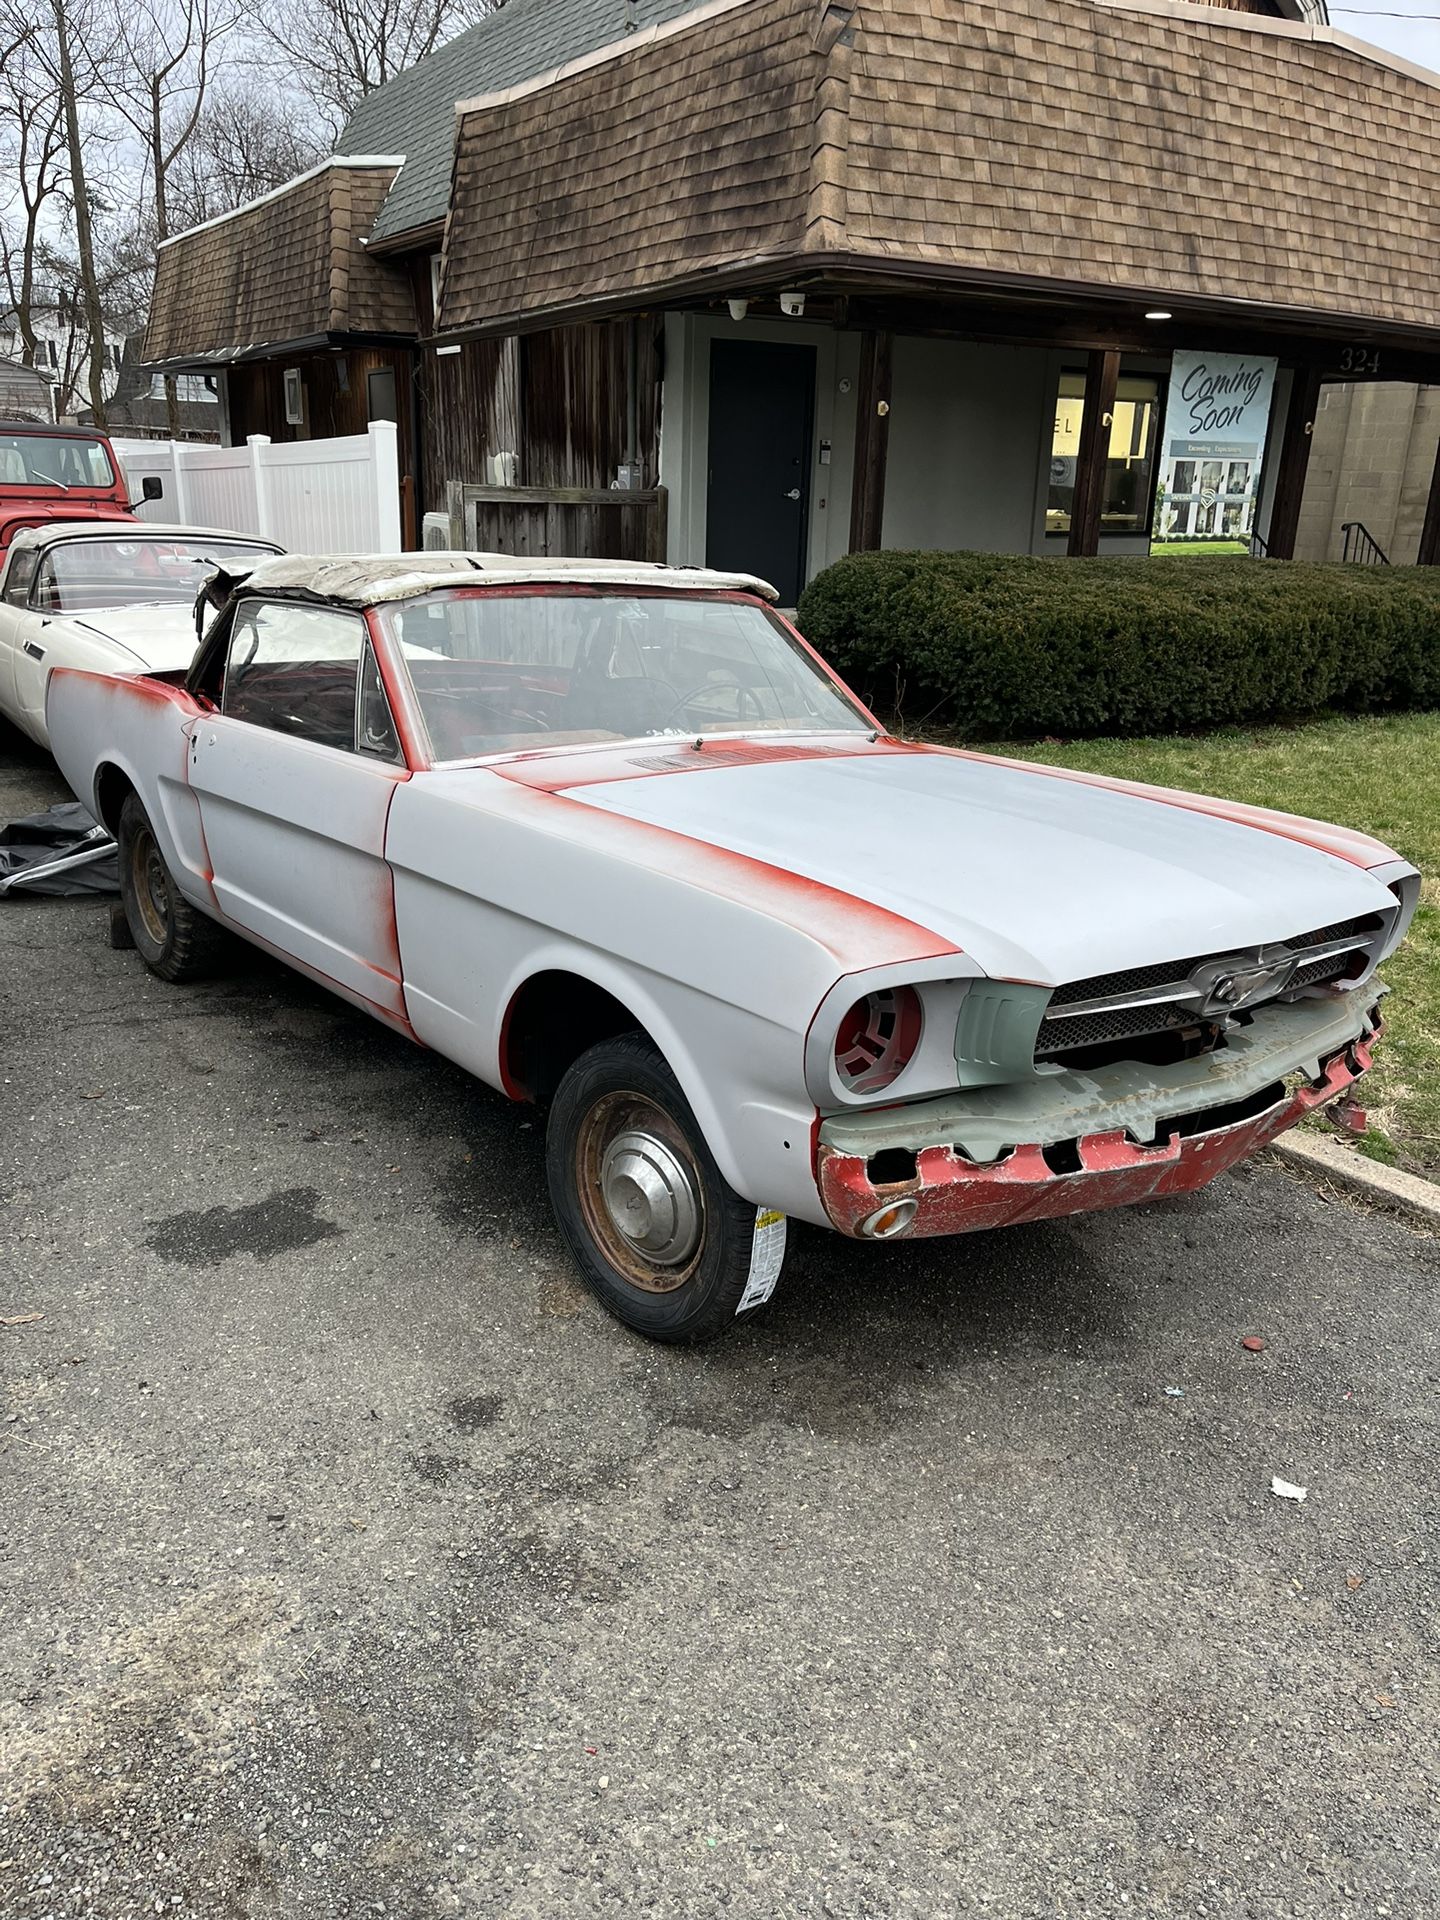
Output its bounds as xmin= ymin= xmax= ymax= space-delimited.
xmin=2 ymin=721 xmax=1437 ymax=1919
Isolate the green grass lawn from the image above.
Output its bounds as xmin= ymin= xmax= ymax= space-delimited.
xmin=1149 ymin=539 xmax=1251 ymax=557
xmin=946 ymin=713 xmax=1440 ymax=1177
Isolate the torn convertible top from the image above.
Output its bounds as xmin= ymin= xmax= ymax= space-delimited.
xmin=219 ymin=553 xmax=781 ymax=608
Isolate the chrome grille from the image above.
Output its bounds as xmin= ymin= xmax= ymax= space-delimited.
xmin=1035 ymin=912 xmax=1383 ymax=1064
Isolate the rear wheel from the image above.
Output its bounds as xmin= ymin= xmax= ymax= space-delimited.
xmin=116 ymin=792 xmax=225 ymax=982
xmin=546 ymin=1033 xmax=781 ymax=1342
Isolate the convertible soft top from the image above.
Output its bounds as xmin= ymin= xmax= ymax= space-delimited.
xmin=225 ymin=553 xmax=781 ymax=608
xmin=7 ymin=519 xmax=268 ymax=550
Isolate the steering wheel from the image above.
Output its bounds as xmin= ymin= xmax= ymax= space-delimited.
xmin=659 ymin=671 xmax=763 ymax=727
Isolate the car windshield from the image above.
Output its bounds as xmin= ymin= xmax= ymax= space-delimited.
xmin=382 ymin=588 xmax=871 ymax=761
xmin=31 ymin=537 xmax=278 ymax=613
xmin=0 ymin=433 xmax=115 ymax=490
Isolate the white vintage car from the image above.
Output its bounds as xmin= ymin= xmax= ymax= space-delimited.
xmin=45 ymin=554 xmax=1418 ymax=1341
xmin=0 ymin=521 xmax=280 ymax=748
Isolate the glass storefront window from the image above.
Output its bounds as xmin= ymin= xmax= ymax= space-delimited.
xmin=1046 ymin=371 xmax=1161 ymax=537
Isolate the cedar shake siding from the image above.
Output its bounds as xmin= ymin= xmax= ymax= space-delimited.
xmin=145 ymin=161 xmax=417 ymax=368
xmin=436 ymin=0 xmax=1440 ymax=339
xmin=439 ymin=0 xmax=819 ymax=333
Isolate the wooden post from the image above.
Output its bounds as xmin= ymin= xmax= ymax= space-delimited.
xmin=848 ymin=329 xmax=892 ymax=552
xmin=1418 ymin=432 xmax=1440 ymax=566
xmin=1265 ymin=366 xmax=1323 ymax=561
xmin=1066 ymin=349 xmax=1120 ymax=557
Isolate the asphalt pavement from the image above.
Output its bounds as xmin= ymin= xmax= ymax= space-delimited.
xmin=2 ymin=720 xmax=1437 ymax=1919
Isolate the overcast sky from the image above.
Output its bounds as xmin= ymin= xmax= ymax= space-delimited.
xmin=1329 ymin=2 xmax=1440 ymax=74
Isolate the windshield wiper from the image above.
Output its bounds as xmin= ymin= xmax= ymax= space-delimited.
xmin=31 ymin=469 xmax=71 ymax=491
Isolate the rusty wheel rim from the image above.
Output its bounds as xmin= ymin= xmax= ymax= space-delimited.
xmin=575 ymin=1090 xmax=705 ymax=1293
xmin=129 ymin=824 xmax=170 ymax=948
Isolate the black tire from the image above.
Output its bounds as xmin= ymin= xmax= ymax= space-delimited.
xmin=546 ymin=1033 xmax=778 ymax=1343
xmin=116 ymin=791 xmax=226 ymax=983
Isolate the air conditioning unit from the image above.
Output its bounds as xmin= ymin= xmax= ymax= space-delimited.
xmin=422 ymin=512 xmax=450 ymax=551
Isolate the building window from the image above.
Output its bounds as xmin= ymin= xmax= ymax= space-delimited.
xmin=366 ymin=367 xmax=398 ymax=424
xmin=1155 ymin=456 xmax=1259 ymax=541
xmin=283 ymin=367 xmax=304 ymax=427
xmin=1047 ymin=371 xmax=1161 ymax=536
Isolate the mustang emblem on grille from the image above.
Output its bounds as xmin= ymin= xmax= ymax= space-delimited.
xmin=1188 ymin=953 xmax=1297 ymax=1020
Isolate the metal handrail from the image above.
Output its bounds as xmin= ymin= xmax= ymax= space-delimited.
xmin=1249 ymin=529 xmax=1269 ymax=558
xmin=1340 ymin=521 xmax=1391 ymax=565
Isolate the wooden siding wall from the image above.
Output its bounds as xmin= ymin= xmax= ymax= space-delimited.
xmin=523 ymin=321 xmax=661 ymax=490
xmin=220 ymin=319 xmax=661 ymax=530
xmin=420 ymin=337 xmax=512 ymax=506
xmin=227 ymin=346 xmax=414 ymax=451
xmin=419 ymin=319 xmax=661 ymax=507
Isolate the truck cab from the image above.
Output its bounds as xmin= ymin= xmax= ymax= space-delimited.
xmin=0 ymin=423 xmax=161 ymax=568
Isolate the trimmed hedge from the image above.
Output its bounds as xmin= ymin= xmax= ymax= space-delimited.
xmin=795 ymin=550 xmax=1440 ymax=737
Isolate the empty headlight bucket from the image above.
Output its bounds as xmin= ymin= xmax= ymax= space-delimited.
xmin=833 ymin=985 xmax=923 ymax=1094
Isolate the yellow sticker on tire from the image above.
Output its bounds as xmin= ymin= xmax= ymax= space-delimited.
xmin=737 ymin=1208 xmax=787 ymax=1314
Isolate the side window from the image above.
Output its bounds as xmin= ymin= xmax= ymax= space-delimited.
xmin=32 ymin=555 xmax=62 ymax=612
xmin=4 ymin=549 xmax=39 ymax=606
xmin=222 ymin=600 xmax=367 ymax=750
xmin=357 ymin=638 xmax=402 ymax=762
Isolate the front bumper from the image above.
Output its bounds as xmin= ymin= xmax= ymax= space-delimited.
xmin=817 ymin=992 xmax=1380 ymax=1240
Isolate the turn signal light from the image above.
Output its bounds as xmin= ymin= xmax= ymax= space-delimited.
xmin=834 ymin=986 xmax=923 ymax=1094
xmin=858 ymin=1198 xmax=919 ymax=1239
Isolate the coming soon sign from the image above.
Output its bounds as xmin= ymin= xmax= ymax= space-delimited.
xmin=1156 ymin=350 xmax=1278 ymax=544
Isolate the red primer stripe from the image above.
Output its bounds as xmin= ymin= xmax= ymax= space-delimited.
xmin=499 ymin=782 xmax=959 ymax=972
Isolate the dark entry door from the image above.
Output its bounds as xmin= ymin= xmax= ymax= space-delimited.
xmin=706 ymin=339 xmax=815 ymax=605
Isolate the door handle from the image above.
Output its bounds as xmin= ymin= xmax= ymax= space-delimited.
xmin=784 ymin=488 xmax=801 ymax=501
xmin=23 ymin=641 xmax=45 ymax=660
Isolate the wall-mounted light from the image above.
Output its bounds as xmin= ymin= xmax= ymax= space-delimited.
xmin=1144 ymin=309 xmax=1173 ymax=321
xmin=779 ymin=291 xmax=806 ymax=318
xmin=434 ymin=344 xmax=462 ymax=357
xmin=727 ymin=298 xmax=749 ymax=322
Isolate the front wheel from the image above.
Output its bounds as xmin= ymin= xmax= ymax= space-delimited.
xmin=545 ymin=1033 xmax=784 ymax=1342
xmin=116 ymin=792 xmax=226 ymax=982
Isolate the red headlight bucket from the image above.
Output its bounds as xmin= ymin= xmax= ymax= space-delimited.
xmin=833 ymin=986 xmax=923 ymax=1094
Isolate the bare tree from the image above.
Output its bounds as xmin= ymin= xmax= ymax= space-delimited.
xmin=49 ymin=0 xmax=116 ymax=424
xmin=105 ymin=0 xmax=239 ymax=434
xmin=167 ymin=73 xmax=328 ymax=227
xmin=0 ymin=13 xmax=69 ymax=372
xmin=2 ymin=0 xmax=124 ymax=423
xmin=252 ymin=0 xmax=505 ymax=137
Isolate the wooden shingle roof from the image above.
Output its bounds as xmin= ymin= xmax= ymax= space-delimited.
xmin=437 ymin=0 xmax=1440 ymax=338
xmin=340 ymin=0 xmax=706 ymax=245
xmin=144 ymin=160 xmax=418 ymax=368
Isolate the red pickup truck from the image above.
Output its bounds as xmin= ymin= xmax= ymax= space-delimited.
xmin=0 ymin=422 xmax=163 ymax=567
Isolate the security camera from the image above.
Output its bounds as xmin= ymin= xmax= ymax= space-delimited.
xmin=779 ymin=291 xmax=806 ymax=318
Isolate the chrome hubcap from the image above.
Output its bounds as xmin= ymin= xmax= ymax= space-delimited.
xmin=598 ymin=1127 xmax=701 ymax=1267
xmin=576 ymin=1091 xmax=707 ymax=1292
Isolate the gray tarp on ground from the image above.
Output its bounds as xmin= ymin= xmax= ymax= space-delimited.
xmin=0 ymin=802 xmax=117 ymax=896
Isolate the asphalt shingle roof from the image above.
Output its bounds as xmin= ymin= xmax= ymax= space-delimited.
xmin=340 ymin=0 xmax=704 ymax=245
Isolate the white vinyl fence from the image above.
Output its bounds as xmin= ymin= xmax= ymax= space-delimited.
xmin=110 ymin=421 xmax=403 ymax=553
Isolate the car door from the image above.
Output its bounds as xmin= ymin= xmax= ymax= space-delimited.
xmin=187 ymin=596 xmax=410 ymax=1020
xmin=0 ymin=544 xmax=40 ymax=723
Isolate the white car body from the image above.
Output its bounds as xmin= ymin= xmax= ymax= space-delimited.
xmin=0 ymin=521 xmax=281 ymax=748
xmin=44 ymin=554 xmax=1419 ymax=1324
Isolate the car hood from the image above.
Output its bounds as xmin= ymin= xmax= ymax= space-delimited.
xmin=1 ymin=503 xmax=135 ymax=537
xmin=558 ymin=744 xmax=1402 ymax=984
xmin=67 ymin=602 xmax=200 ymax=671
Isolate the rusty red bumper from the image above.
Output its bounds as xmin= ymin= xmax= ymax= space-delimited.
xmin=817 ymin=1031 xmax=1375 ymax=1239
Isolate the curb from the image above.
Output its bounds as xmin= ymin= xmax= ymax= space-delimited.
xmin=1271 ymin=1129 xmax=1440 ymax=1230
